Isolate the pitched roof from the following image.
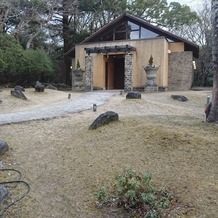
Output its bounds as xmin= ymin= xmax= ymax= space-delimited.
xmin=81 ymin=13 xmax=199 ymax=58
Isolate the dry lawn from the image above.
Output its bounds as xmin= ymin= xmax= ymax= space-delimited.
xmin=0 ymin=88 xmax=217 ymax=218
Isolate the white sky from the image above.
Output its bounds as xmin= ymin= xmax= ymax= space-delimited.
xmin=167 ymin=0 xmax=204 ymax=10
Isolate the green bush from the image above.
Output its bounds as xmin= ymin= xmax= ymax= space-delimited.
xmin=95 ymin=168 xmax=174 ymax=218
xmin=0 ymin=34 xmax=55 ymax=84
xmin=22 ymin=48 xmax=54 ymax=81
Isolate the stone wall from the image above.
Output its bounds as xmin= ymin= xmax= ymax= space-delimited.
xmin=85 ymin=55 xmax=93 ymax=91
xmin=124 ymin=54 xmax=133 ymax=92
xmin=168 ymin=51 xmax=193 ymax=91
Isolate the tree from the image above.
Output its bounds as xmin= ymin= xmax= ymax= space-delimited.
xmin=0 ymin=1 xmax=10 ymax=33
xmin=0 ymin=0 xmax=56 ymax=49
xmin=127 ymin=0 xmax=199 ymax=30
xmin=0 ymin=34 xmax=54 ymax=84
xmin=181 ymin=1 xmax=213 ymax=87
xmin=207 ymin=0 xmax=218 ymax=122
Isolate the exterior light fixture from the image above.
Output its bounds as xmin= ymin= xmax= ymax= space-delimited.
xmin=207 ymin=94 xmax=211 ymax=105
xmin=193 ymin=61 xmax=196 ymax=69
xmin=93 ymin=104 xmax=97 ymax=112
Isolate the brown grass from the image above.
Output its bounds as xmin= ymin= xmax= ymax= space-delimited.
xmin=0 ymin=89 xmax=217 ymax=218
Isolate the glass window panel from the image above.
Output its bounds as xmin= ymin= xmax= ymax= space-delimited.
xmin=141 ymin=27 xmax=159 ymax=39
xmin=167 ymin=38 xmax=175 ymax=42
xmin=128 ymin=21 xmax=139 ymax=31
xmin=130 ymin=31 xmax=139 ymax=39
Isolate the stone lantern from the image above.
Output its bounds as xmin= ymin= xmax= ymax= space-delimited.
xmin=144 ymin=55 xmax=159 ymax=92
xmin=72 ymin=60 xmax=85 ymax=91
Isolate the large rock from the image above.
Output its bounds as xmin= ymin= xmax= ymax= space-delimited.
xmin=0 ymin=140 xmax=9 ymax=157
xmin=14 ymin=85 xmax=25 ymax=92
xmin=35 ymin=81 xmax=45 ymax=92
xmin=0 ymin=184 xmax=9 ymax=204
xmin=171 ymin=95 xmax=188 ymax=102
xmin=45 ymin=84 xmax=57 ymax=90
xmin=11 ymin=89 xmax=27 ymax=100
xmin=89 ymin=111 xmax=119 ymax=130
xmin=126 ymin=91 xmax=141 ymax=99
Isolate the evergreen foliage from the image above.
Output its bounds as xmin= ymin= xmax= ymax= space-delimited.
xmin=0 ymin=34 xmax=54 ymax=84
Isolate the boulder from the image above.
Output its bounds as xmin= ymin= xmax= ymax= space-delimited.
xmin=0 ymin=140 xmax=9 ymax=157
xmin=14 ymin=85 xmax=25 ymax=92
xmin=11 ymin=89 xmax=27 ymax=100
xmin=89 ymin=111 xmax=119 ymax=130
xmin=56 ymin=83 xmax=71 ymax=91
xmin=0 ymin=184 xmax=9 ymax=204
xmin=35 ymin=81 xmax=45 ymax=92
xmin=171 ymin=95 xmax=188 ymax=102
xmin=46 ymin=84 xmax=57 ymax=90
xmin=126 ymin=91 xmax=141 ymax=99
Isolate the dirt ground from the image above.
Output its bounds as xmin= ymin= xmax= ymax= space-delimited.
xmin=0 ymin=88 xmax=217 ymax=218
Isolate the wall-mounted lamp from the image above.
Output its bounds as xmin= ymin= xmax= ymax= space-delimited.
xmin=193 ymin=61 xmax=196 ymax=70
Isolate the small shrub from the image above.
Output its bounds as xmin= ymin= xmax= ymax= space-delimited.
xmin=95 ymin=168 xmax=174 ymax=217
xmin=76 ymin=59 xmax=81 ymax=69
xmin=148 ymin=55 xmax=153 ymax=65
xmin=95 ymin=186 xmax=107 ymax=202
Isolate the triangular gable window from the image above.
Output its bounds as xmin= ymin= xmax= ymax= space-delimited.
xmin=98 ymin=20 xmax=159 ymax=42
xmin=141 ymin=27 xmax=159 ymax=39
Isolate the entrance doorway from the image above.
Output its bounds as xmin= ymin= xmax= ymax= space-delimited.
xmin=105 ymin=55 xmax=125 ymax=90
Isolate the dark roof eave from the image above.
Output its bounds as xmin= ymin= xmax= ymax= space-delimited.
xmin=64 ymin=47 xmax=75 ymax=57
xmin=84 ymin=44 xmax=136 ymax=54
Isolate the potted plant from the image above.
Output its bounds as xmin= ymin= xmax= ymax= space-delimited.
xmin=144 ymin=55 xmax=160 ymax=86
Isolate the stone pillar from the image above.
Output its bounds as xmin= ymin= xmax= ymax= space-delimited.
xmin=124 ymin=54 xmax=133 ymax=92
xmin=85 ymin=55 xmax=93 ymax=91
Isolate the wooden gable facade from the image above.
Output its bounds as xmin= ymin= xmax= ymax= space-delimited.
xmin=73 ymin=13 xmax=199 ymax=91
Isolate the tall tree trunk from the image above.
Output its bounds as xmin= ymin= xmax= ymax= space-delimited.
xmin=63 ymin=0 xmax=72 ymax=86
xmin=26 ymin=29 xmax=41 ymax=49
xmin=208 ymin=0 xmax=218 ymax=122
xmin=0 ymin=3 xmax=10 ymax=33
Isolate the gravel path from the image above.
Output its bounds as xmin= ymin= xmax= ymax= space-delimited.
xmin=0 ymin=89 xmax=209 ymax=125
xmin=0 ymin=91 xmax=117 ymax=125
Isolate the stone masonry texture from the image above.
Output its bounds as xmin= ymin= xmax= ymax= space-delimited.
xmin=124 ymin=54 xmax=133 ymax=92
xmin=85 ymin=55 xmax=93 ymax=91
xmin=168 ymin=51 xmax=193 ymax=91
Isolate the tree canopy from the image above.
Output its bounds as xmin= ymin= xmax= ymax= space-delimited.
xmin=0 ymin=34 xmax=54 ymax=84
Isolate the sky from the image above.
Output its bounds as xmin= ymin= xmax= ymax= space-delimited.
xmin=167 ymin=0 xmax=205 ymax=10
